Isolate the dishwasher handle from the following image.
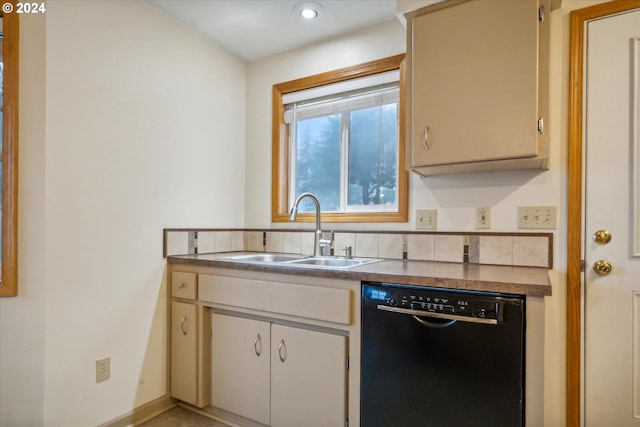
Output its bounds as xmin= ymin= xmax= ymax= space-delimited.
xmin=377 ymin=304 xmax=498 ymax=325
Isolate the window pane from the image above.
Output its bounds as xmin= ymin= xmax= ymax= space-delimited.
xmin=294 ymin=114 xmax=341 ymax=212
xmin=348 ymin=104 xmax=397 ymax=208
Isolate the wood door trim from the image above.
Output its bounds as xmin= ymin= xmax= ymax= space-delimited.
xmin=567 ymin=1 xmax=640 ymax=426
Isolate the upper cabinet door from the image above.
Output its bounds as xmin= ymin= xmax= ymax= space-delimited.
xmin=407 ymin=0 xmax=550 ymax=175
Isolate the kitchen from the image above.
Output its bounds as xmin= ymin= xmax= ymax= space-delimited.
xmin=0 ymin=0 xmax=625 ymax=426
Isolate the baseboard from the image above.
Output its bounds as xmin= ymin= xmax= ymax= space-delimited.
xmin=98 ymin=395 xmax=176 ymax=427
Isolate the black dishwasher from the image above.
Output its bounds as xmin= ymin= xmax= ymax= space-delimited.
xmin=361 ymin=282 xmax=525 ymax=427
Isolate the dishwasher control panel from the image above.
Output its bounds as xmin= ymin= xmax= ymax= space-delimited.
xmin=368 ymin=285 xmax=501 ymax=321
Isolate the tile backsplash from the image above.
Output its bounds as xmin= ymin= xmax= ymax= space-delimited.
xmin=164 ymin=229 xmax=553 ymax=269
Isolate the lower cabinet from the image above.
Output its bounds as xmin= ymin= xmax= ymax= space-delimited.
xmin=211 ymin=312 xmax=348 ymax=427
xmin=211 ymin=313 xmax=271 ymax=424
xmin=171 ymin=301 xmax=198 ymax=404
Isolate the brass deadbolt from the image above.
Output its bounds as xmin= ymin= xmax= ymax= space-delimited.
xmin=593 ymin=230 xmax=612 ymax=245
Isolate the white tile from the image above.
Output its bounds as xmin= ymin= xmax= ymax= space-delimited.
xmin=197 ymin=231 xmax=216 ymax=253
xmin=231 ymin=231 xmax=245 ymax=251
xmin=166 ymin=231 xmax=189 ymax=256
xmin=300 ymin=232 xmax=315 ymax=256
xmin=282 ymin=232 xmax=301 ymax=254
xmin=245 ymin=231 xmax=264 ymax=252
xmin=513 ymin=236 xmax=549 ymax=267
xmin=215 ymin=231 xmax=233 ymax=252
xmin=434 ymin=235 xmax=464 ymax=263
xmin=379 ymin=234 xmax=404 ymax=259
xmin=356 ymin=234 xmax=379 ymax=258
xmin=479 ymin=236 xmax=513 ymax=266
xmin=407 ymin=234 xmax=435 ymax=261
xmin=266 ymin=232 xmax=284 ymax=253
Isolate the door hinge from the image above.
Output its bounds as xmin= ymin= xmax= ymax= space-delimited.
xmin=581 ymin=259 xmax=585 ymax=272
xmin=537 ymin=117 xmax=544 ymax=134
xmin=538 ymin=5 xmax=545 ymax=23
xmin=345 ymin=420 xmax=349 ymax=427
xmin=346 ymin=357 xmax=350 ymax=371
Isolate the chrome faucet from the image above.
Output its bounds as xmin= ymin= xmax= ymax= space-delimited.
xmin=290 ymin=192 xmax=332 ymax=256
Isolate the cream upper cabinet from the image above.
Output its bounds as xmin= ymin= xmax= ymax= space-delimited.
xmin=406 ymin=0 xmax=551 ymax=176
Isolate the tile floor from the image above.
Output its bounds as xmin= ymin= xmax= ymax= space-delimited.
xmin=139 ymin=407 xmax=230 ymax=427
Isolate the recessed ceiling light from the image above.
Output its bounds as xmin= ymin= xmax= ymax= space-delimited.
xmin=300 ymin=8 xmax=318 ymax=19
xmin=293 ymin=2 xmax=325 ymax=21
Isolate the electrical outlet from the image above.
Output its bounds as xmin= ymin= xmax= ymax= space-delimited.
xmin=517 ymin=206 xmax=557 ymax=229
xmin=96 ymin=357 xmax=111 ymax=382
xmin=476 ymin=207 xmax=491 ymax=229
xmin=416 ymin=209 xmax=437 ymax=230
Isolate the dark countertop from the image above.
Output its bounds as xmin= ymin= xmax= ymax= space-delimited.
xmin=168 ymin=252 xmax=552 ymax=297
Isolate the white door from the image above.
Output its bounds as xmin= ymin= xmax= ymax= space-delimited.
xmin=584 ymin=8 xmax=640 ymax=426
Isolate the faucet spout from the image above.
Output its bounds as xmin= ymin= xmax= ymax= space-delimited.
xmin=290 ymin=192 xmax=327 ymax=256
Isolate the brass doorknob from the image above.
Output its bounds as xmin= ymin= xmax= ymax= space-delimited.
xmin=592 ymin=260 xmax=613 ymax=276
xmin=593 ymin=230 xmax=612 ymax=245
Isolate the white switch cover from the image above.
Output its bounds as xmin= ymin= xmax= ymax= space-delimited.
xmin=476 ymin=207 xmax=491 ymax=229
xmin=518 ymin=206 xmax=557 ymax=229
xmin=416 ymin=209 xmax=437 ymax=230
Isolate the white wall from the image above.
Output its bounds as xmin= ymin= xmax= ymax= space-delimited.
xmin=0 ymin=1 xmax=246 ymax=425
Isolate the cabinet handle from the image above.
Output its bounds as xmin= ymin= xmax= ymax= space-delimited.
xmin=177 ymin=282 xmax=185 ymax=289
xmin=180 ymin=316 xmax=188 ymax=336
xmin=254 ymin=334 xmax=262 ymax=356
xmin=278 ymin=339 xmax=286 ymax=362
xmin=423 ymin=126 xmax=430 ymax=151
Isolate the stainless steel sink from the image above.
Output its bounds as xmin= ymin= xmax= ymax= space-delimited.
xmin=217 ymin=253 xmax=381 ymax=269
xmin=286 ymin=257 xmax=381 ymax=269
xmin=220 ymin=253 xmax=307 ymax=263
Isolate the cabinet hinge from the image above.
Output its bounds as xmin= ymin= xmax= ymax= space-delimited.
xmin=538 ymin=5 xmax=545 ymax=23
xmin=346 ymin=357 xmax=350 ymax=371
xmin=537 ymin=117 xmax=544 ymax=134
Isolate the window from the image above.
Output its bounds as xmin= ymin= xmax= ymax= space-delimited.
xmin=272 ymin=54 xmax=408 ymax=223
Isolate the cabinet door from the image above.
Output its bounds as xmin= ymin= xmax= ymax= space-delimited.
xmin=271 ymin=324 xmax=347 ymax=427
xmin=210 ymin=313 xmax=270 ymax=425
xmin=409 ymin=0 xmax=539 ymax=167
xmin=171 ymin=301 xmax=198 ymax=404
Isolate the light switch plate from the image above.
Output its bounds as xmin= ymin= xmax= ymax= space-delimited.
xmin=476 ymin=207 xmax=491 ymax=229
xmin=416 ymin=209 xmax=437 ymax=230
xmin=517 ymin=206 xmax=557 ymax=229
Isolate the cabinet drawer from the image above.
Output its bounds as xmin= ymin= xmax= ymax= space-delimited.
xmin=199 ymin=274 xmax=352 ymax=325
xmin=172 ymin=272 xmax=197 ymax=300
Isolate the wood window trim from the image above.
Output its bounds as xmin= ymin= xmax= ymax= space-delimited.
xmin=0 ymin=2 xmax=19 ymax=297
xmin=271 ymin=54 xmax=408 ymax=223
xmin=566 ymin=1 xmax=639 ymax=425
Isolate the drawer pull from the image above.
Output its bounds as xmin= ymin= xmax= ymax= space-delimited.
xmin=278 ymin=339 xmax=286 ymax=362
xmin=180 ymin=316 xmax=188 ymax=336
xmin=254 ymin=334 xmax=262 ymax=356
xmin=177 ymin=282 xmax=185 ymax=289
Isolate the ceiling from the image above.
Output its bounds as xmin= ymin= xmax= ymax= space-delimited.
xmin=147 ymin=0 xmax=399 ymax=61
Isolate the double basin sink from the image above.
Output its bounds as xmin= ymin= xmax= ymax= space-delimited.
xmin=218 ymin=253 xmax=381 ymax=270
